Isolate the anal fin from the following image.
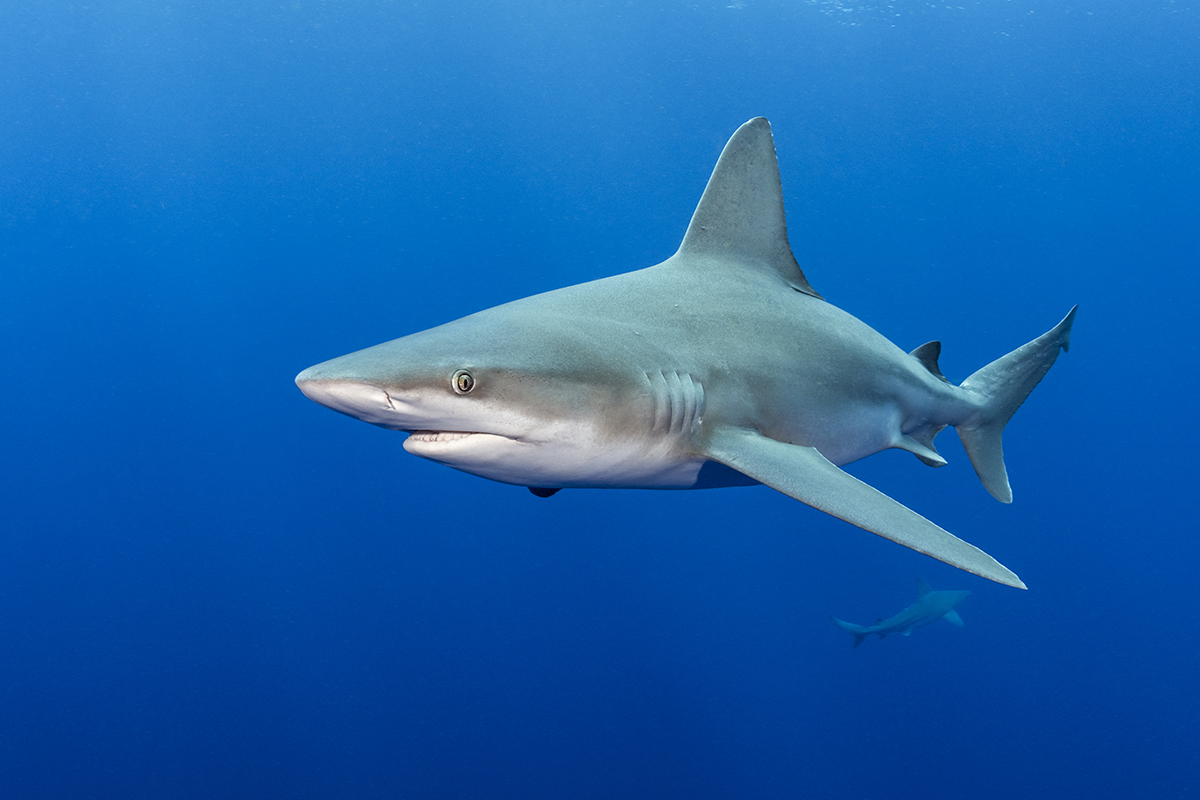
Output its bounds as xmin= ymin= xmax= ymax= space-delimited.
xmin=895 ymin=433 xmax=947 ymax=467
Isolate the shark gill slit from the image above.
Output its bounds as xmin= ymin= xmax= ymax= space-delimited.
xmin=667 ymin=371 xmax=685 ymax=432
xmin=647 ymin=371 xmax=669 ymax=432
xmin=647 ymin=370 xmax=704 ymax=435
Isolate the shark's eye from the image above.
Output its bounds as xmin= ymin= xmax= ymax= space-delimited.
xmin=452 ymin=369 xmax=475 ymax=394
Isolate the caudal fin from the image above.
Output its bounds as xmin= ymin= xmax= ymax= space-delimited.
xmin=831 ymin=615 xmax=870 ymax=647
xmin=957 ymin=306 xmax=1077 ymax=503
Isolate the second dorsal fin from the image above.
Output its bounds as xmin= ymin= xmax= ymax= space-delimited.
xmin=910 ymin=341 xmax=950 ymax=383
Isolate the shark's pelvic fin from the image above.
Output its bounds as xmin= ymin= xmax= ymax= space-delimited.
xmin=675 ymin=117 xmax=822 ymax=299
xmin=701 ymin=427 xmax=1026 ymax=588
xmin=957 ymin=305 xmax=1078 ymax=503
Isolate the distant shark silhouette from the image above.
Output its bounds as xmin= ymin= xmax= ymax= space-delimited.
xmin=833 ymin=579 xmax=970 ymax=647
xmin=296 ymin=117 xmax=1075 ymax=589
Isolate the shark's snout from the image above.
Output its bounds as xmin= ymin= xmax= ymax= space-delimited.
xmin=295 ymin=370 xmax=398 ymax=426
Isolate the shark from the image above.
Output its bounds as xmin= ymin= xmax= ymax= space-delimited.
xmin=832 ymin=578 xmax=971 ymax=647
xmin=295 ymin=117 xmax=1075 ymax=589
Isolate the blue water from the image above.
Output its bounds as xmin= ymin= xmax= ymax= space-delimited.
xmin=3 ymin=2 xmax=1197 ymax=798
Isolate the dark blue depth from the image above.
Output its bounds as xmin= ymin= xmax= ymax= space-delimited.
xmin=2 ymin=2 xmax=1197 ymax=798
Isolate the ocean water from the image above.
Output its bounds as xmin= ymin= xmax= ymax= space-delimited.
xmin=2 ymin=1 xmax=1197 ymax=798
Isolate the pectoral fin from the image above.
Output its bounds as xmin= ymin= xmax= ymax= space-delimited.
xmin=701 ymin=427 xmax=1026 ymax=589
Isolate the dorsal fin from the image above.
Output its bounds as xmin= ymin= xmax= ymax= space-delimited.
xmin=916 ymin=577 xmax=934 ymax=598
xmin=909 ymin=341 xmax=950 ymax=383
xmin=676 ymin=118 xmax=822 ymax=299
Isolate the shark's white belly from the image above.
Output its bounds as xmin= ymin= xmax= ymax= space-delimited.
xmin=403 ymin=423 xmax=709 ymax=489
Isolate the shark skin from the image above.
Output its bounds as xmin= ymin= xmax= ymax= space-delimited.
xmin=832 ymin=578 xmax=971 ymax=647
xmin=296 ymin=117 xmax=1076 ymax=589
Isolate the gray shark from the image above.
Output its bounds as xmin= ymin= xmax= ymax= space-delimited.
xmin=296 ymin=117 xmax=1075 ymax=589
xmin=832 ymin=578 xmax=971 ymax=647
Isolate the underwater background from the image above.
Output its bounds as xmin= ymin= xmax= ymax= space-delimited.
xmin=3 ymin=1 xmax=1197 ymax=797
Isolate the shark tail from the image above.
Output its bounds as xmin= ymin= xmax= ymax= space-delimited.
xmin=956 ymin=306 xmax=1077 ymax=503
xmin=830 ymin=616 xmax=870 ymax=647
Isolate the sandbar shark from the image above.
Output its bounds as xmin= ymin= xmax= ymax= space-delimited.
xmin=296 ymin=117 xmax=1075 ymax=589
xmin=832 ymin=578 xmax=971 ymax=647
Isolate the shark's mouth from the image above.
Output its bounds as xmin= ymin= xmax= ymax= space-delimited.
xmin=406 ymin=430 xmax=480 ymax=444
xmin=403 ymin=430 xmax=524 ymax=463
